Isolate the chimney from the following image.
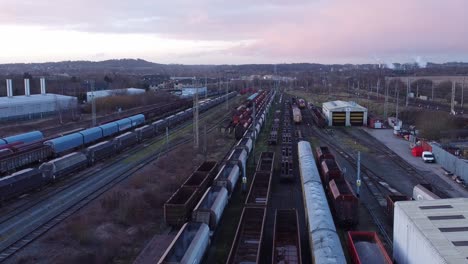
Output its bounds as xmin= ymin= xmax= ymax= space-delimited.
xmin=6 ymin=79 xmax=13 ymax=97
xmin=40 ymin=78 xmax=46 ymax=95
xmin=24 ymin=79 xmax=31 ymax=96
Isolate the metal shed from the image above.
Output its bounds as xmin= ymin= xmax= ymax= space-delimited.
xmin=322 ymin=100 xmax=367 ymax=126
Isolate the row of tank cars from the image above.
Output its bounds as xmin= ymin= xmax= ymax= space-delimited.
xmin=0 ymin=93 xmax=237 ymax=203
xmin=158 ymin=91 xmax=274 ymax=264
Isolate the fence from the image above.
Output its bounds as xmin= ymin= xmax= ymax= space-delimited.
xmin=431 ymin=142 xmax=468 ymax=182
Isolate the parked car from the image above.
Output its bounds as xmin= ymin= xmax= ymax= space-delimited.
xmin=421 ymin=151 xmax=435 ymax=163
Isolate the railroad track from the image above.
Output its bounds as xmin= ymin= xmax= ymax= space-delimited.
xmin=0 ymin=100 xmax=233 ymax=262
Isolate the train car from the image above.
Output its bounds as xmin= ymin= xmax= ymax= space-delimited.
xmin=329 ymin=178 xmax=359 ymax=226
xmin=39 ymin=152 xmax=88 ymax=181
xmin=85 ymin=141 xmax=116 ymax=165
xmin=245 ymin=171 xmax=272 ymax=207
xmin=227 ymin=207 xmax=266 ymax=264
xmin=115 ymin=118 xmax=133 ymax=132
xmin=44 ymin=133 xmax=84 ymax=154
xmin=78 ymin=127 xmax=103 ymax=144
xmin=272 ymin=209 xmax=302 ymax=264
xmin=158 ymin=222 xmax=210 ymax=264
xmin=134 ymin=125 xmax=154 ymax=142
xmin=237 ymin=137 xmax=253 ymax=154
xmin=1 ymin=131 xmax=44 ymax=145
xmin=152 ymin=119 xmax=166 ymax=134
xmin=347 ymin=231 xmax=392 ymax=264
xmin=268 ymin=131 xmax=278 ymax=145
xmin=182 ymin=161 xmax=218 ymax=204
xmin=298 ymin=99 xmax=306 ymax=109
xmin=412 ymin=184 xmax=440 ymax=200
xmin=292 ymin=107 xmax=302 ymax=123
xmin=164 ymin=186 xmax=199 ymax=227
xmin=192 ymin=186 xmax=229 ymax=230
xmin=128 ymin=114 xmax=145 ymax=127
xmin=297 ymin=141 xmax=346 ymax=264
xmin=310 ymin=106 xmax=327 ymax=128
xmin=0 ymin=168 xmax=46 ymax=203
xmin=0 ymin=144 xmax=53 ymax=175
xmin=386 ymin=194 xmax=411 ymax=222
xmin=113 ymin=132 xmax=138 ymax=152
xmin=256 ymin=152 xmax=275 ymax=174
xmin=320 ymin=159 xmax=342 ymax=185
xmin=99 ymin=122 xmax=119 ymax=137
xmin=213 ymin=163 xmax=240 ymax=194
xmin=315 ymin=146 xmax=334 ymax=163
xmin=227 ymin=147 xmax=248 ymax=179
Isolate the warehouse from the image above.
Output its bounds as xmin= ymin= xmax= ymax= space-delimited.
xmin=0 ymin=94 xmax=78 ymax=121
xmin=322 ymin=100 xmax=367 ymax=126
xmin=86 ymin=88 xmax=146 ymax=102
xmin=393 ymin=198 xmax=468 ymax=264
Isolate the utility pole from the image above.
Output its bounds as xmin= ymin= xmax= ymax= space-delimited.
xmin=396 ymin=84 xmax=400 ymax=123
xmin=376 ymin=78 xmax=380 ymax=99
xmin=166 ymin=127 xmax=169 ymax=154
xmin=91 ymin=80 xmax=96 ymax=127
xmin=462 ymin=77 xmax=465 ymax=109
xmin=451 ymin=81 xmax=456 ymax=115
xmin=205 ymin=76 xmax=208 ymax=100
xmin=225 ymin=78 xmax=229 ymax=110
xmin=252 ymin=101 xmax=256 ymax=164
xmin=384 ymin=80 xmax=389 ymax=120
xmin=203 ymin=125 xmax=207 ymax=158
xmin=431 ymin=82 xmax=434 ymax=101
xmin=194 ymin=86 xmax=199 ymax=149
xmin=356 ymin=151 xmax=361 ymax=198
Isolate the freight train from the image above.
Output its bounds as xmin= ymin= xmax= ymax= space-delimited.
xmin=0 ymin=94 xmax=234 ymax=176
xmin=232 ymin=90 xmax=269 ymax=140
xmin=158 ymin=90 xmax=275 ymax=264
xmin=308 ymin=103 xmax=327 ymax=128
xmin=0 ymin=93 xmax=237 ymax=203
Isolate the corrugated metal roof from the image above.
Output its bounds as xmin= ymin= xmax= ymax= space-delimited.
xmin=396 ymin=198 xmax=468 ymax=262
xmin=322 ymin=100 xmax=367 ymax=111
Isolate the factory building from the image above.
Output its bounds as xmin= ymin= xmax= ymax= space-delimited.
xmin=394 ymin=198 xmax=468 ymax=264
xmin=0 ymin=78 xmax=78 ymax=121
xmin=180 ymin=87 xmax=207 ymax=98
xmin=86 ymin=88 xmax=146 ymax=102
xmin=322 ymin=100 xmax=367 ymax=126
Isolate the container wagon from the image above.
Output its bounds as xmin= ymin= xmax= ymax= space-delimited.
xmin=386 ymin=194 xmax=411 ymax=222
xmin=320 ymin=159 xmax=342 ymax=186
xmin=227 ymin=207 xmax=266 ymax=264
xmin=113 ymin=132 xmax=138 ymax=152
xmin=39 ymin=152 xmax=88 ymax=181
xmin=272 ymin=209 xmax=302 ymax=264
xmin=256 ymin=152 xmax=275 ymax=174
xmin=164 ymin=186 xmax=198 ymax=227
xmin=192 ymin=186 xmax=228 ymax=230
xmin=315 ymin=146 xmax=334 ymax=163
xmin=412 ymin=184 xmax=440 ymax=201
xmin=213 ymin=163 xmax=240 ymax=194
xmin=329 ymin=178 xmax=359 ymax=226
xmin=158 ymin=222 xmax=210 ymax=264
xmin=347 ymin=231 xmax=392 ymax=264
xmin=245 ymin=171 xmax=272 ymax=207
xmin=85 ymin=141 xmax=115 ymax=165
xmin=298 ymin=141 xmax=346 ymax=264
xmin=0 ymin=168 xmax=46 ymax=203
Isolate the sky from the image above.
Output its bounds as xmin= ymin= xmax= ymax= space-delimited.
xmin=0 ymin=0 xmax=467 ymax=65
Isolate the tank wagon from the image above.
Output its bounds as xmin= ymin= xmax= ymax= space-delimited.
xmin=158 ymin=222 xmax=210 ymax=264
xmin=272 ymin=209 xmax=302 ymax=264
xmin=227 ymin=207 xmax=266 ymax=264
xmin=297 ymin=141 xmax=346 ymax=264
xmin=413 ymin=184 xmax=440 ymax=200
xmin=192 ymin=186 xmax=228 ymax=230
xmin=347 ymin=231 xmax=392 ymax=264
xmin=213 ymin=163 xmax=240 ymax=195
xmin=329 ymin=178 xmax=359 ymax=226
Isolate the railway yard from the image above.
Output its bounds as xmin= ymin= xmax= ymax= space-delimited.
xmin=0 ymin=88 xmax=467 ymax=263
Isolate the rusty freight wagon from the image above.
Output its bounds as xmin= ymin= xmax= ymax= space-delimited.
xmin=182 ymin=161 xmax=218 ymax=198
xmin=164 ymin=186 xmax=198 ymax=227
xmin=227 ymin=207 xmax=266 ymax=264
xmin=315 ymin=146 xmax=334 ymax=164
xmin=272 ymin=209 xmax=302 ymax=264
xmin=347 ymin=231 xmax=392 ymax=264
xmin=328 ymin=178 xmax=359 ymax=226
xmin=320 ymin=159 xmax=342 ymax=186
xmin=245 ymin=171 xmax=272 ymax=207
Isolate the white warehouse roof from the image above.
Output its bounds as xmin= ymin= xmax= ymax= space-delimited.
xmin=394 ymin=198 xmax=468 ymax=264
xmin=322 ymin=100 xmax=367 ymax=111
xmin=86 ymin=88 xmax=146 ymax=102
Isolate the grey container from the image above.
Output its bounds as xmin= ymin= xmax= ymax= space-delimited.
xmin=192 ymin=186 xmax=228 ymax=230
xmin=85 ymin=141 xmax=115 ymax=165
xmin=158 ymin=222 xmax=210 ymax=264
xmin=113 ymin=132 xmax=138 ymax=152
xmin=39 ymin=152 xmax=88 ymax=181
xmin=135 ymin=125 xmax=154 ymax=142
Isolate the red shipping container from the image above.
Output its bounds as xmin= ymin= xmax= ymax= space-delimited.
xmin=411 ymin=146 xmax=423 ymax=157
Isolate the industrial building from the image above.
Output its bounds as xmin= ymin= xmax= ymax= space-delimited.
xmin=393 ymin=198 xmax=468 ymax=264
xmin=86 ymin=88 xmax=146 ymax=102
xmin=179 ymin=87 xmax=207 ymax=98
xmin=322 ymin=100 xmax=367 ymax=126
xmin=0 ymin=78 xmax=78 ymax=121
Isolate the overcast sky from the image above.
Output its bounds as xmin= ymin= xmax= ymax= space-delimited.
xmin=0 ymin=0 xmax=467 ymax=64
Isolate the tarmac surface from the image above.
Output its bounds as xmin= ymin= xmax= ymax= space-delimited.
xmin=364 ymin=128 xmax=468 ymax=198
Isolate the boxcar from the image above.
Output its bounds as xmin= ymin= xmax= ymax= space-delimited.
xmin=39 ymin=152 xmax=88 ymax=181
xmin=0 ymin=168 xmax=46 ymax=202
xmin=85 ymin=141 xmax=115 ymax=165
xmin=113 ymin=132 xmax=138 ymax=152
